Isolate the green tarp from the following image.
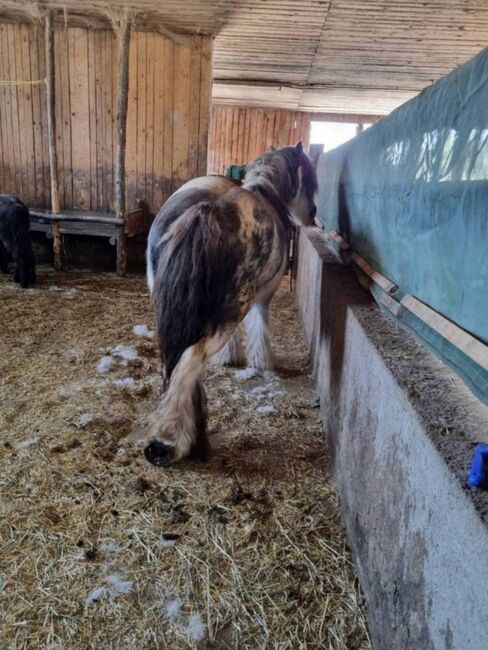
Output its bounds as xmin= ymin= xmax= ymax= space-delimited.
xmin=315 ymin=47 xmax=488 ymax=403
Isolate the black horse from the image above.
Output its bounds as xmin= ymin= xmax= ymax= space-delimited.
xmin=0 ymin=194 xmax=36 ymax=288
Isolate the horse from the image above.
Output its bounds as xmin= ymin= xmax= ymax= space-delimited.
xmin=143 ymin=142 xmax=317 ymax=467
xmin=0 ymin=194 xmax=36 ymax=288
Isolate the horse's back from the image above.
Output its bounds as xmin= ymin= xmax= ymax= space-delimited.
xmin=0 ymin=195 xmax=30 ymax=241
xmin=147 ymin=175 xmax=278 ymax=293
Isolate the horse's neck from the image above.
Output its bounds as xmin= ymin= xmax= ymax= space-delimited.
xmin=242 ymin=176 xmax=290 ymax=231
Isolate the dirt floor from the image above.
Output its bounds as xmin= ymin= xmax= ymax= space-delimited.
xmin=0 ymin=267 xmax=370 ymax=650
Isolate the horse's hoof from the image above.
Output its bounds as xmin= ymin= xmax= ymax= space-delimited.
xmin=144 ymin=440 xmax=173 ymax=467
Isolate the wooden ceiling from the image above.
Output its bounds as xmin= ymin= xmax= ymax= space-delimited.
xmin=212 ymin=0 xmax=488 ymax=114
xmin=2 ymin=0 xmax=488 ymax=114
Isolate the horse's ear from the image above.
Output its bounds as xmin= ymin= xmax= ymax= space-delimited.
xmin=295 ymin=141 xmax=304 ymax=154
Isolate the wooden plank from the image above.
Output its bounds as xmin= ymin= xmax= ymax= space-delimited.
xmin=30 ymin=208 xmax=122 ymax=224
xmin=136 ymin=31 xmax=147 ymax=205
xmin=110 ymin=29 xmax=118 ymax=213
xmin=254 ymin=108 xmax=265 ymax=159
xmin=162 ymin=38 xmax=174 ymax=201
xmin=53 ymin=27 xmax=65 ymax=207
xmin=114 ymin=16 xmax=131 ymax=275
xmin=6 ymin=24 xmax=22 ymax=196
xmin=265 ymin=109 xmax=275 ymax=151
xmin=212 ymin=106 xmax=220 ymax=174
xmin=145 ymin=32 xmax=155 ymax=209
xmin=247 ymin=108 xmax=257 ymax=162
xmin=152 ymin=33 xmax=165 ymax=211
xmin=103 ymin=30 xmax=115 ymax=213
xmin=328 ymin=230 xmax=351 ymax=251
xmin=216 ymin=105 xmax=225 ymax=174
xmin=197 ymin=33 xmax=211 ymax=177
xmin=36 ymin=23 xmax=50 ymax=207
xmin=187 ymin=35 xmax=201 ymax=180
xmin=58 ymin=27 xmax=73 ymax=209
xmin=349 ymin=251 xmax=398 ymax=295
xmin=45 ymin=12 xmax=62 ymax=269
xmin=69 ymin=28 xmax=90 ymax=210
xmin=27 ymin=24 xmax=44 ymax=205
xmin=94 ymin=30 xmax=105 ymax=212
xmin=172 ymin=41 xmax=190 ymax=192
xmin=0 ymin=25 xmax=10 ymax=193
xmin=87 ymin=28 xmax=98 ymax=210
xmin=0 ymin=41 xmax=5 ymax=193
xmin=13 ymin=24 xmax=29 ymax=200
xmin=20 ymin=22 xmax=37 ymax=205
xmin=401 ymin=294 xmax=488 ymax=371
xmin=45 ymin=13 xmax=60 ymax=213
xmin=207 ymin=105 xmax=215 ymax=174
xmin=237 ymin=106 xmax=246 ymax=164
xmin=125 ymin=29 xmax=137 ymax=209
xmin=233 ymin=107 xmax=240 ymax=163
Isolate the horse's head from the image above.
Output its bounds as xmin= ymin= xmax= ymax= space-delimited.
xmin=286 ymin=141 xmax=318 ymax=227
xmin=245 ymin=142 xmax=318 ymax=227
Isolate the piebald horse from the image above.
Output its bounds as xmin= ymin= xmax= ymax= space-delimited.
xmin=144 ymin=142 xmax=317 ymax=466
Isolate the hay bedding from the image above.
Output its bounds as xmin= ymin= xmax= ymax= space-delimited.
xmin=0 ymin=268 xmax=370 ymax=650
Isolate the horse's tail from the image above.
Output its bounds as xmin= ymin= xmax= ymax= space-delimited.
xmin=154 ymin=201 xmax=224 ymax=382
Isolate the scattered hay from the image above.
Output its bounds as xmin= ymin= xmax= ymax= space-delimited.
xmin=0 ymin=267 xmax=370 ymax=649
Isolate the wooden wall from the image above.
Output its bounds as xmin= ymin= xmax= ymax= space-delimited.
xmin=0 ymin=22 xmax=212 ymax=215
xmin=208 ymin=105 xmax=311 ymax=175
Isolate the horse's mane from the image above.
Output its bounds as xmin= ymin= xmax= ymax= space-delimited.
xmin=242 ymin=146 xmax=317 ymax=226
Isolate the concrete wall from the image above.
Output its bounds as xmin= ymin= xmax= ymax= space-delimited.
xmin=295 ymin=228 xmax=488 ymax=650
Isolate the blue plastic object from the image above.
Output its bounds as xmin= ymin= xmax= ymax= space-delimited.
xmin=467 ymin=445 xmax=488 ymax=488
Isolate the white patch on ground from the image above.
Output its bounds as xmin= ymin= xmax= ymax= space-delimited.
xmin=159 ymin=538 xmax=178 ymax=548
xmin=132 ymin=324 xmax=154 ymax=339
xmin=187 ymin=613 xmax=206 ymax=641
xmin=78 ymin=413 xmax=99 ymax=428
xmin=57 ymin=382 xmax=84 ymax=397
xmin=66 ymin=288 xmax=78 ymax=298
xmin=85 ymin=586 xmax=106 ymax=606
xmin=234 ymin=367 xmax=261 ymax=381
xmin=96 ymin=342 xmax=143 ymax=377
xmin=66 ymin=347 xmax=78 ymax=362
xmin=250 ymin=385 xmax=286 ymax=400
xmin=113 ymin=377 xmax=136 ymax=390
xmin=16 ymin=436 xmax=39 ymax=449
xmin=165 ymin=599 xmax=181 ymax=620
xmin=105 ymin=574 xmax=134 ymax=594
xmin=84 ymin=573 xmax=133 ymax=606
xmin=48 ymin=285 xmax=64 ymax=292
xmin=162 ymin=597 xmax=207 ymax=642
xmin=100 ymin=541 xmax=120 ymax=554
xmin=255 ymin=405 xmax=278 ymax=415
xmin=97 ymin=355 xmax=115 ymax=375
xmin=111 ymin=344 xmax=138 ymax=361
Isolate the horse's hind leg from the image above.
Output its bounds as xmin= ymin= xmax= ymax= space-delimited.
xmin=144 ymin=343 xmax=207 ymax=466
xmin=210 ymin=324 xmax=245 ymax=367
xmin=244 ymin=303 xmax=273 ymax=370
xmin=0 ymin=242 xmax=9 ymax=274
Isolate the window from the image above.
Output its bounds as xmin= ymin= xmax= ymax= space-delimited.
xmin=310 ymin=121 xmax=358 ymax=152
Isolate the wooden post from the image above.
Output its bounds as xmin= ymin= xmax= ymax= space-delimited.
xmin=45 ymin=10 xmax=62 ymax=270
xmin=114 ymin=16 xmax=131 ymax=276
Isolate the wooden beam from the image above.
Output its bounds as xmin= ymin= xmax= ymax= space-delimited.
xmin=45 ymin=10 xmax=62 ymax=270
xmin=155 ymin=25 xmax=193 ymax=50
xmin=114 ymin=15 xmax=131 ymax=276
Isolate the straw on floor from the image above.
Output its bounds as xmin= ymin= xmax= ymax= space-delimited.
xmin=0 ymin=268 xmax=370 ymax=649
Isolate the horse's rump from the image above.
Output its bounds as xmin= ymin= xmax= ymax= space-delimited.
xmin=154 ymin=199 xmax=246 ymax=380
